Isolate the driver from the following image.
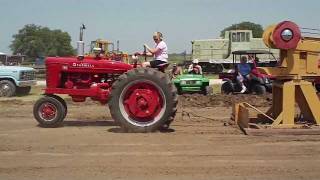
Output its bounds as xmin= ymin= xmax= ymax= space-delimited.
xmin=237 ymin=56 xmax=251 ymax=93
xmin=188 ymin=59 xmax=202 ymax=74
xmin=141 ymin=32 xmax=168 ymax=68
xmin=92 ymin=47 xmax=104 ymax=60
xmin=171 ymin=63 xmax=182 ymax=78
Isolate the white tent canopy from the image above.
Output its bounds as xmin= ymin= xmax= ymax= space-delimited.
xmin=0 ymin=52 xmax=6 ymax=55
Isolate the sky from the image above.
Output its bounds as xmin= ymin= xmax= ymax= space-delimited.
xmin=0 ymin=0 xmax=319 ymax=54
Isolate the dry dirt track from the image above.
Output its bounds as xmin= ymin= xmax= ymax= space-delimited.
xmin=1 ymin=94 xmax=320 ymax=180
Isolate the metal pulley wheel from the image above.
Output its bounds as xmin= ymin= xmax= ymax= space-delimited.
xmin=262 ymin=25 xmax=276 ymax=48
xmin=272 ymin=21 xmax=301 ymax=50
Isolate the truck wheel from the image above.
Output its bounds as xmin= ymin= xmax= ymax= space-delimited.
xmin=253 ymin=84 xmax=266 ymax=95
xmin=33 ymin=96 xmax=66 ymax=128
xmin=109 ymin=68 xmax=178 ymax=133
xmin=0 ymin=80 xmax=16 ymax=97
xmin=16 ymin=86 xmax=31 ymax=95
xmin=203 ymin=86 xmax=213 ymax=95
xmin=221 ymin=81 xmax=233 ymax=94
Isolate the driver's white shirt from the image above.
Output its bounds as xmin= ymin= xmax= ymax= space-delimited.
xmin=154 ymin=41 xmax=168 ymax=62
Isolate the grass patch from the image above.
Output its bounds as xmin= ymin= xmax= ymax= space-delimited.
xmin=212 ymin=84 xmax=221 ymax=94
xmin=204 ymin=74 xmax=218 ymax=79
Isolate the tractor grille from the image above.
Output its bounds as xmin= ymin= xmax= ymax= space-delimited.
xmin=186 ymin=80 xmax=197 ymax=85
xmin=20 ymin=71 xmax=36 ymax=81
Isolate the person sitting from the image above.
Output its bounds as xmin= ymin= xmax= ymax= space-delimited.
xmin=92 ymin=47 xmax=104 ymax=60
xmin=171 ymin=63 xmax=182 ymax=78
xmin=250 ymin=56 xmax=262 ymax=78
xmin=188 ymin=59 xmax=202 ymax=74
xmin=141 ymin=32 xmax=168 ymax=68
xmin=237 ymin=56 xmax=251 ymax=93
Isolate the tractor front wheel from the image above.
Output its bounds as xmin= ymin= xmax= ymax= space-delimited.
xmin=33 ymin=96 xmax=66 ymax=127
xmin=109 ymin=68 xmax=178 ymax=133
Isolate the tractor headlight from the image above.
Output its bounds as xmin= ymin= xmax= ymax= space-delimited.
xmin=196 ymin=81 xmax=202 ymax=85
xmin=281 ymin=29 xmax=293 ymax=41
xmin=180 ymin=80 xmax=186 ymax=85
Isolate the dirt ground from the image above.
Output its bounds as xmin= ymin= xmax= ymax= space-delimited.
xmin=1 ymin=89 xmax=320 ymax=180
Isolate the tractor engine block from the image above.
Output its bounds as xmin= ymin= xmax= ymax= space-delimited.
xmin=62 ymin=72 xmax=113 ymax=103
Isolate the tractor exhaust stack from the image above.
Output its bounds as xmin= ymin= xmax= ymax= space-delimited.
xmin=77 ymin=24 xmax=86 ymax=60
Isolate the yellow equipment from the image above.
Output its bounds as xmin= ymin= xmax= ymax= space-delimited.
xmin=233 ymin=21 xmax=320 ymax=135
xmin=89 ymin=39 xmax=129 ymax=62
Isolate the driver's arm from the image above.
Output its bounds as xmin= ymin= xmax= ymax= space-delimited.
xmin=188 ymin=64 xmax=193 ymax=72
xmin=144 ymin=44 xmax=160 ymax=54
xmin=198 ymin=66 xmax=203 ymax=75
xmin=146 ymin=52 xmax=153 ymax=56
xmin=146 ymin=47 xmax=160 ymax=54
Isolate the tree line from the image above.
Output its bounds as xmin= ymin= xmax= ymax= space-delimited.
xmin=10 ymin=24 xmax=75 ymax=59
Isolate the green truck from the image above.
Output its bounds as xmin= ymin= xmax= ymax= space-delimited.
xmin=173 ymin=73 xmax=212 ymax=95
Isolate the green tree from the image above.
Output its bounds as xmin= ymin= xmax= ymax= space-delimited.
xmin=10 ymin=24 xmax=74 ymax=59
xmin=220 ymin=21 xmax=264 ymax=38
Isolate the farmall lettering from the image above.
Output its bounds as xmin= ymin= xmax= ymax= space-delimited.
xmin=72 ymin=62 xmax=94 ymax=68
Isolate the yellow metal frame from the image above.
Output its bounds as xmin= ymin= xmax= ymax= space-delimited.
xmin=234 ymin=22 xmax=320 ymax=135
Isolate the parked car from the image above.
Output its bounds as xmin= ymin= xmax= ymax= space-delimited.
xmin=0 ymin=65 xmax=36 ymax=97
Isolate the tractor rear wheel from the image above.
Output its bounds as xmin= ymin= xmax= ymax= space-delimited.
xmin=33 ymin=96 xmax=66 ymax=128
xmin=109 ymin=68 xmax=178 ymax=133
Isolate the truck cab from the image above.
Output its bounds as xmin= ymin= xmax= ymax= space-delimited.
xmin=191 ymin=30 xmax=279 ymax=73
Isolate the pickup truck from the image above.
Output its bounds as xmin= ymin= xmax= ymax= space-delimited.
xmin=0 ymin=66 xmax=36 ymax=97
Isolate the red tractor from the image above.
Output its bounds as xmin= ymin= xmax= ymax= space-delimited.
xmin=33 ymin=26 xmax=177 ymax=132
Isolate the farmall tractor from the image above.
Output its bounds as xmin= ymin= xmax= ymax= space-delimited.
xmin=33 ymin=25 xmax=177 ymax=132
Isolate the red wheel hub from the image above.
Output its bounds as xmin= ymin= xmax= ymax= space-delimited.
xmin=123 ymin=82 xmax=163 ymax=120
xmin=40 ymin=103 xmax=57 ymax=120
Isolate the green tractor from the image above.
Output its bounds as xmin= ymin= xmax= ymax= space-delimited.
xmin=173 ymin=73 xmax=212 ymax=95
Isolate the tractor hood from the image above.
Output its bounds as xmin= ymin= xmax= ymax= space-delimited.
xmin=46 ymin=56 xmax=133 ymax=74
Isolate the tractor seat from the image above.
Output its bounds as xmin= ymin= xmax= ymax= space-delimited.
xmin=156 ymin=63 xmax=169 ymax=72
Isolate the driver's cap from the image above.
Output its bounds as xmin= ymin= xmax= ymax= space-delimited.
xmin=93 ymin=47 xmax=102 ymax=53
xmin=192 ymin=59 xmax=199 ymax=64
